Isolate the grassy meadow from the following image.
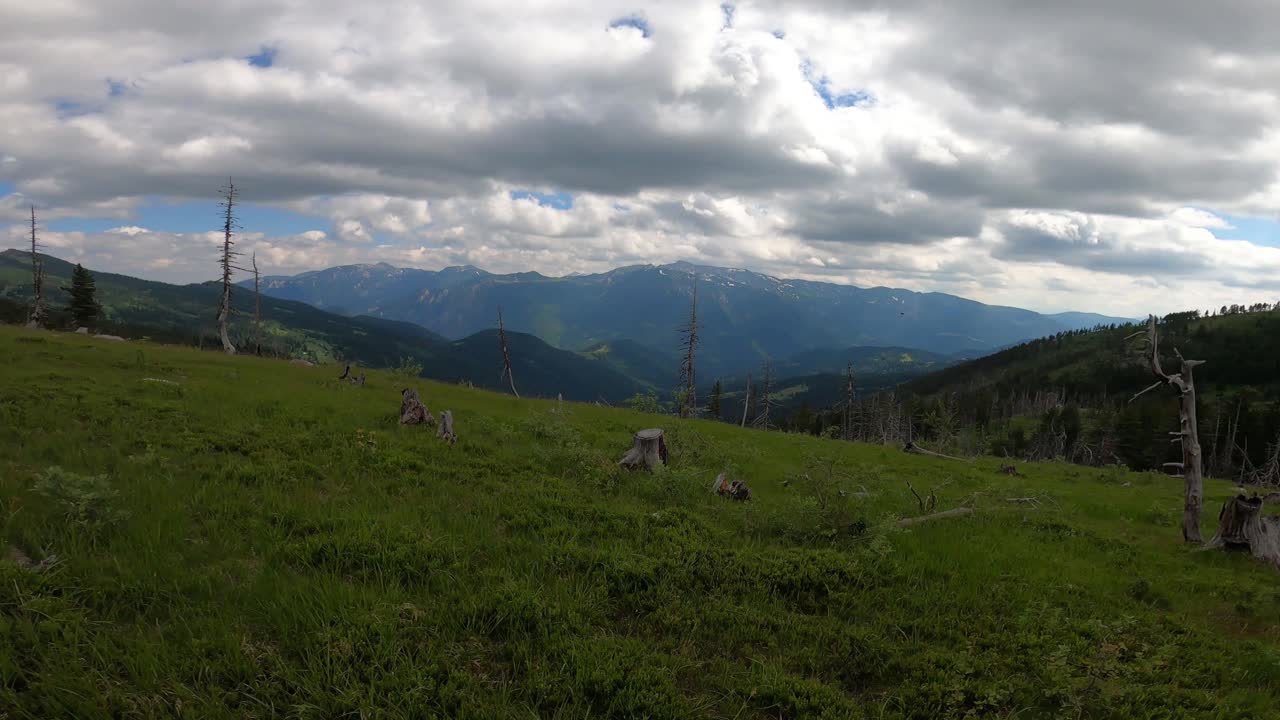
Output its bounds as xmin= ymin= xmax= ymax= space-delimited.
xmin=1 ymin=325 xmax=1278 ymax=719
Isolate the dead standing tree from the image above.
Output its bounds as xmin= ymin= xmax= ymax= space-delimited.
xmin=740 ymin=372 xmax=752 ymax=428
xmin=26 ymin=205 xmax=47 ymax=329
xmin=216 ymin=179 xmax=241 ymax=355
xmin=677 ymin=275 xmax=700 ymax=418
xmin=753 ymin=360 xmax=774 ymax=430
xmin=842 ymin=362 xmax=856 ymax=441
xmin=1129 ymin=314 xmax=1207 ymax=544
xmin=251 ymin=252 xmax=263 ymax=356
xmin=497 ymin=307 xmax=519 ymax=398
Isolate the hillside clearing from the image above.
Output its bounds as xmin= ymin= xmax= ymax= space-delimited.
xmin=1 ymin=326 xmax=1278 ymax=719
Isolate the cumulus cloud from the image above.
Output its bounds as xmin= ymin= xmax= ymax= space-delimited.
xmin=0 ymin=0 xmax=1277 ymax=316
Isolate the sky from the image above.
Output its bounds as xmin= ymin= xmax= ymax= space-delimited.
xmin=2 ymin=0 xmax=1279 ymax=316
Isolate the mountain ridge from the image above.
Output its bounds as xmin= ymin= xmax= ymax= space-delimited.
xmin=249 ymin=259 xmax=1131 ymax=375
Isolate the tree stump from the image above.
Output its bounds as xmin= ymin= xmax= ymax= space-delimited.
xmin=400 ymin=388 xmax=435 ymax=426
xmin=438 ymin=410 xmax=457 ymax=444
xmin=619 ymin=428 xmax=667 ymax=470
xmin=339 ymin=364 xmax=351 ymax=380
xmin=1207 ymin=495 xmax=1280 ymax=568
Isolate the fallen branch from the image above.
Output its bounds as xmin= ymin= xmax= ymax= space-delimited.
xmin=896 ymin=507 xmax=974 ymax=527
xmin=905 ymin=479 xmax=936 ymax=513
xmin=6 ymin=546 xmax=58 ymax=573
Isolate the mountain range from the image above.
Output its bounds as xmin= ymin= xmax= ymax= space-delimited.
xmin=3 ymin=249 xmax=1132 ymax=404
xmin=252 ymin=260 xmax=1128 ymax=377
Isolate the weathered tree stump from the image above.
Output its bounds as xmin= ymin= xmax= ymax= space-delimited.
xmin=351 ymin=374 xmax=366 ymax=386
xmin=712 ymin=472 xmax=751 ymax=501
xmin=999 ymin=464 xmax=1023 ymax=477
xmin=438 ymin=410 xmax=457 ymax=445
xmin=400 ymin=388 xmax=435 ymax=426
xmin=1207 ymin=495 xmax=1280 ymax=569
xmin=339 ymin=364 xmax=351 ymax=380
xmin=619 ymin=428 xmax=667 ymax=470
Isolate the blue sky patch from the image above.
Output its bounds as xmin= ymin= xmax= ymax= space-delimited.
xmin=511 ymin=190 xmax=574 ymax=210
xmin=802 ymin=59 xmax=874 ymax=110
xmin=772 ymin=30 xmax=786 ymax=39
xmin=107 ymin=79 xmax=128 ymax=97
xmin=609 ymin=14 xmax=652 ymax=38
xmin=247 ymin=46 xmax=278 ymax=68
xmin=54 ymin=100 xmax=98 ymax=119
xmin=1209 ymin=211 xmax=1280 ymax=248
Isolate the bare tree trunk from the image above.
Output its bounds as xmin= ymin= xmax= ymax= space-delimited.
xmin=217 ymin=179 xmax=239 ymax=355
xmin=754 ymin=360 xmax=774 ymax=430
xmin=740 ymin=372 xmax=752 ymax=428
xmin=677 ymin=275 xmax=699 ymax=418
xmin=26 ymin=205 xmax=46 ymax=329
xmin=842 ymin=361 xmax=855 ymax=442
xmin=1129 ymin=315 xmax=1206 ymax=543
xmin=251 ymin=252 xmax=262 ymax=356
xmin=497 ymin=308 xmax=518 ymax=398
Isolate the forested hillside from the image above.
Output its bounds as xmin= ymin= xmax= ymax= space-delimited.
xmin=851 ymin=307 xmax=1280 ymax=480
xmin=0 ymin=251 xmax=643 ymax=402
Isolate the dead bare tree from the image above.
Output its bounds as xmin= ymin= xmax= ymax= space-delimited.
xmin=216 ymin=179 xmax=240 ymax=355
xmin=1128 ymin=314 xmax=1207 ymax=544
xmin=753 ymin=360 xmax=774 ymax=430
xmin=677 ymin=275 xmax=700 ymax=418
xmin=26 ymin=205 xmax=46 ymax=329
xmin=842 ymin=361 xmax=855 ymax=441
xmin=497 ymin=307 xmax=518 ymax=398
xmin=251 ymin=252 xmax=262 ymax=356
xmin=740 ymin=372 xmax=752 ymax=428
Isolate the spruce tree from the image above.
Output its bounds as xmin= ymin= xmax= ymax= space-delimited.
xmin=708 ymin=380 xmax=723 ymax=419
xmin=65 ymin=263 xmax=99 ymax=328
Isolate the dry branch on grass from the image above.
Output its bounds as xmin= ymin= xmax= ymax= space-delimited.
xmin=895 ymin=507 xmax=974 ymax=527
xmin=6 ymin=546 xmax=58 ymax=573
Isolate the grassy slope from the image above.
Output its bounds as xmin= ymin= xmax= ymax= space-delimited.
xmin=1 ymin=326 xmax=1278 ymax=719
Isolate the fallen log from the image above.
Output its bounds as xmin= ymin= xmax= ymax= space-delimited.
xmin=1205 ymin=495 xmax=1280 ymax=569
xmin=619 ymin=428 xmax=667 ymax=470
xmin=903 ymin=441 xmax=969 ymax=462
xmin=896 ymin=507 xmax=974 ymax=527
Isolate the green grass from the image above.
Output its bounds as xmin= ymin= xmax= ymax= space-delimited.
xmin=1 ymin=325 xmax=1278 ymax=719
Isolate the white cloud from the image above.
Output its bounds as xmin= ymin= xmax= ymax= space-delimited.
xmin=0 ymin=0 xmax=1277 ymax=316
